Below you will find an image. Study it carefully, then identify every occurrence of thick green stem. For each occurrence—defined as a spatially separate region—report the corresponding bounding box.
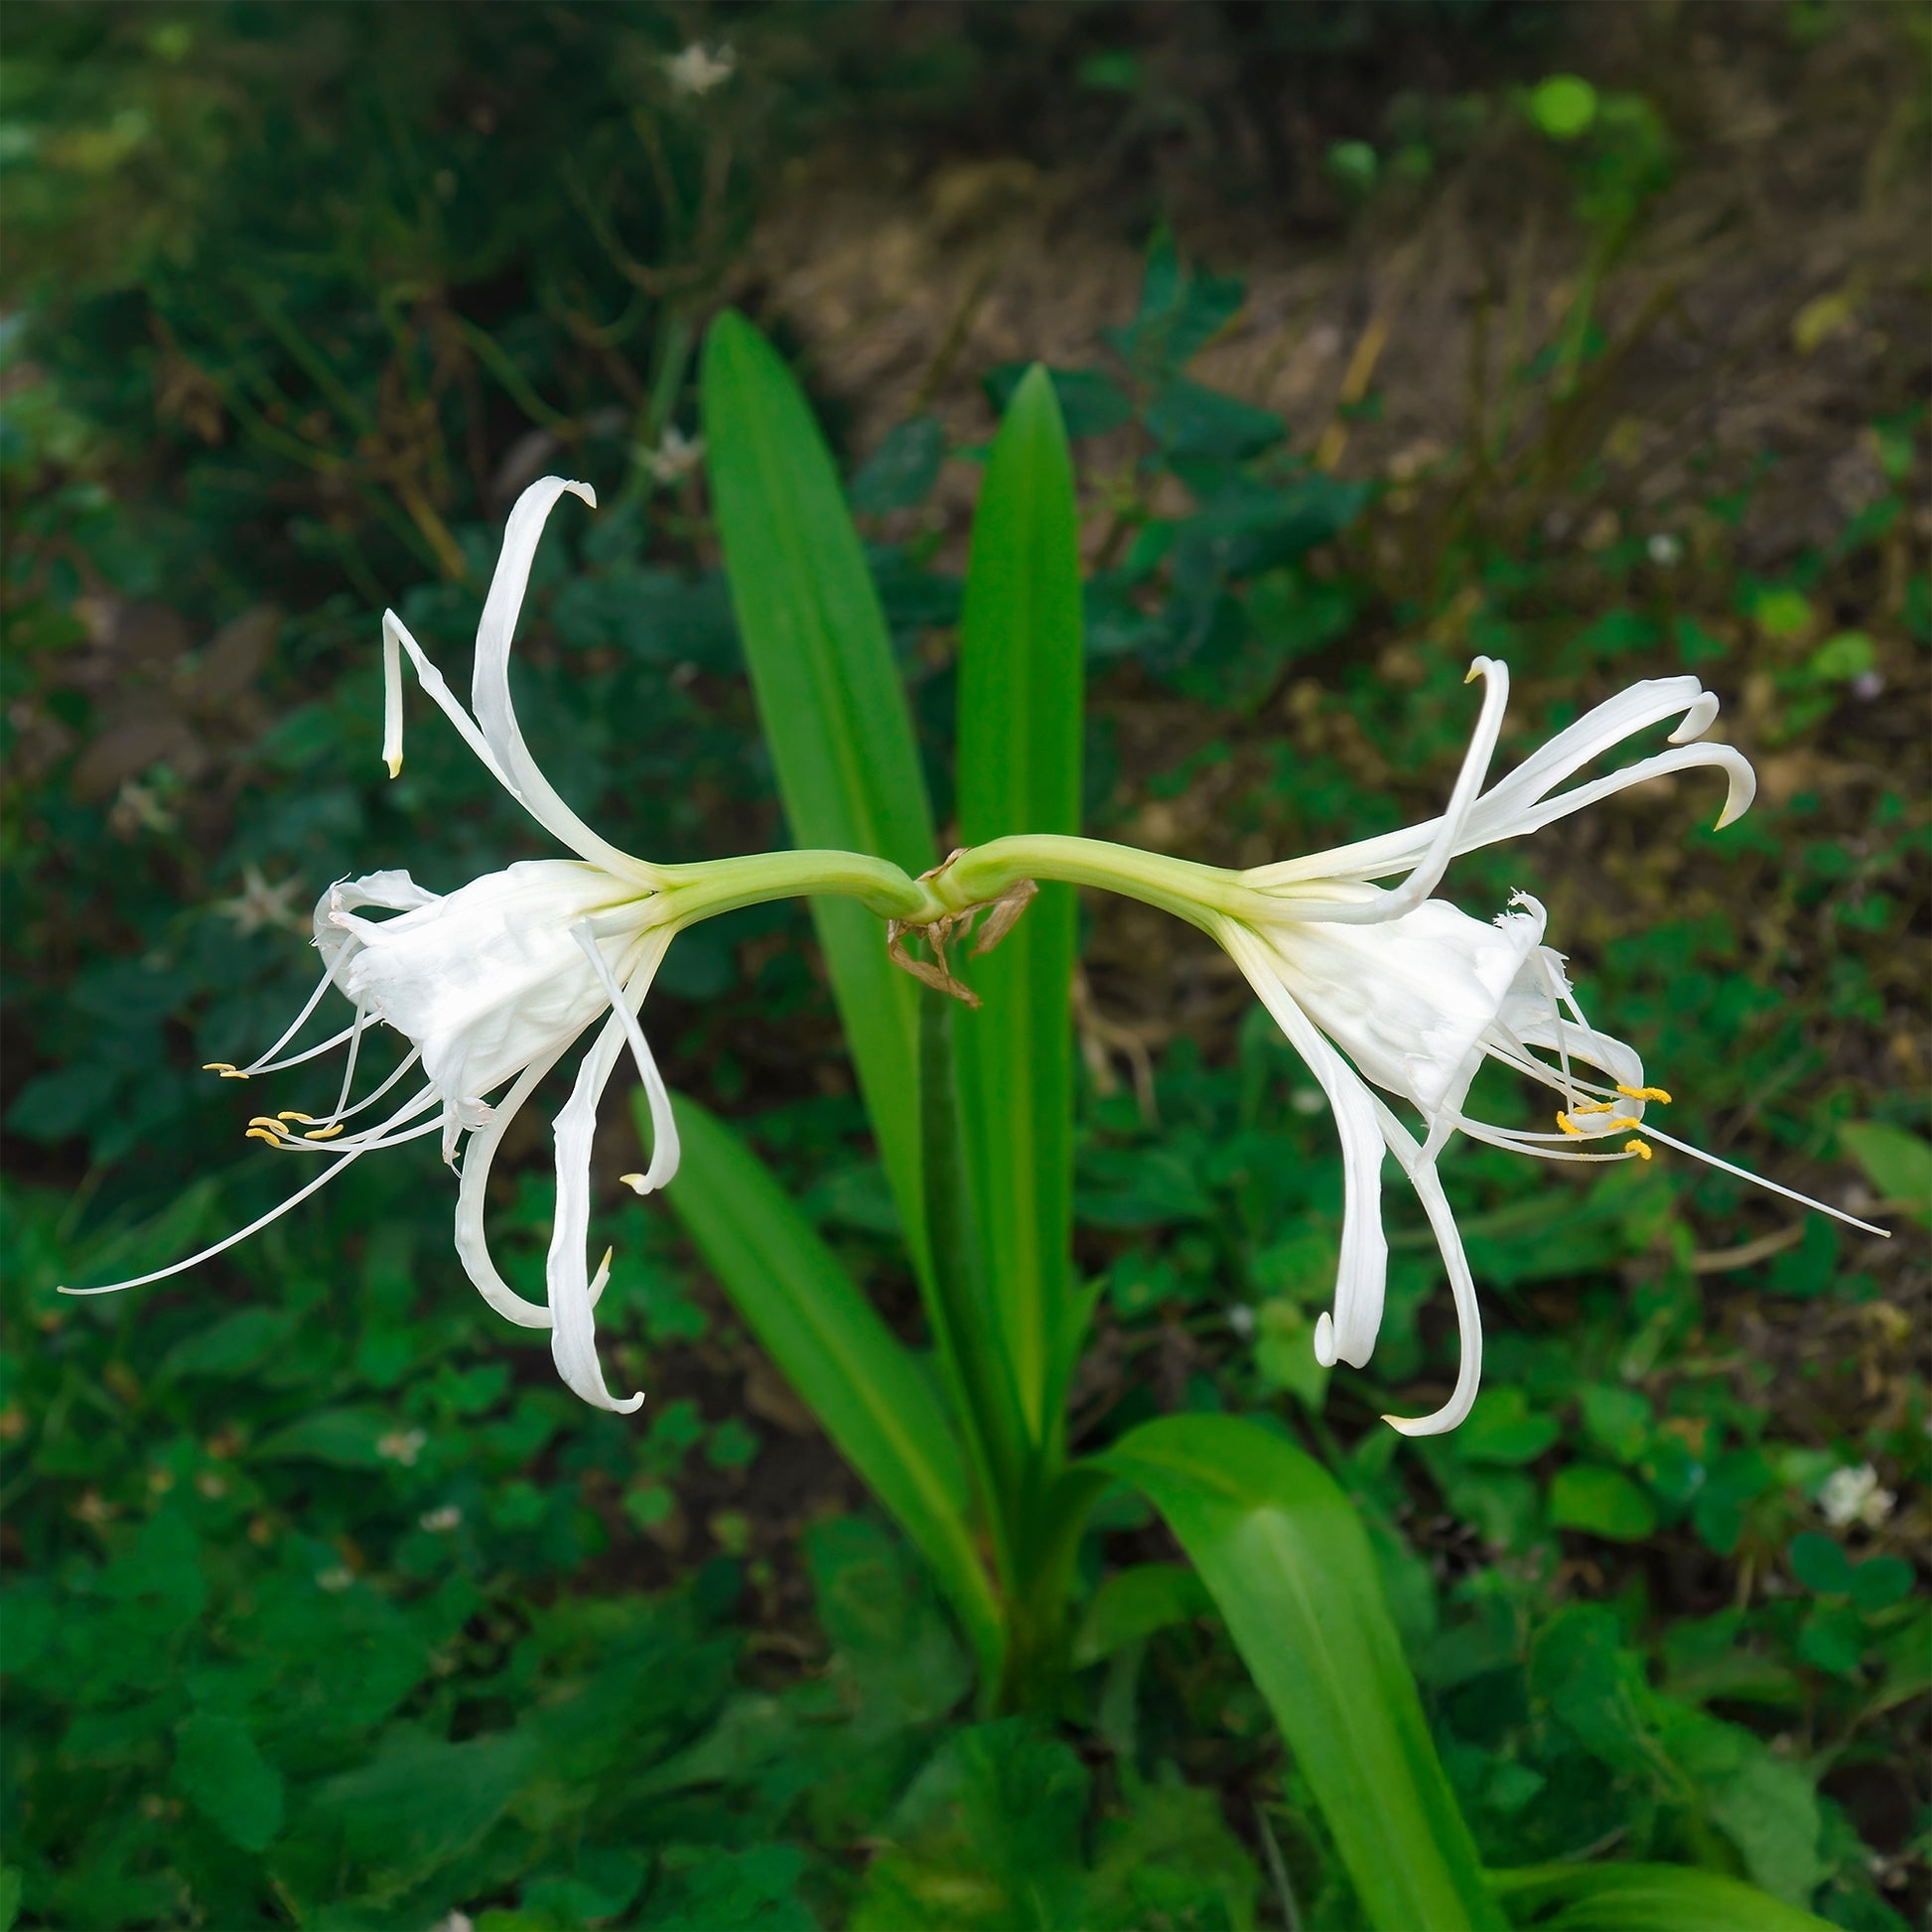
[932,834,1284,929]
[649,847,948,927]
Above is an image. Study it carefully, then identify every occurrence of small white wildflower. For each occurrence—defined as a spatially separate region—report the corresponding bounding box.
[1819,1462,1894,1529]
[665,43,735,95]
[377,1428,427,1468]
[642,425,705,485]
[215,863,308,936]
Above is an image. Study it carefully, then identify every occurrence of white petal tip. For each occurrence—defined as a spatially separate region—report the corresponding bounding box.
[619,1172,650,1195]
[1668,691,1722,744]
[613,1391,645,1414]
[1313,1312,1338,1369]
[565,479,597,510]
[1381,1411,1445,1438]
[383,757,402,780]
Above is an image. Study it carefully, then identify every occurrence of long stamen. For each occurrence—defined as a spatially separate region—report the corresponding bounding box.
[256,1084,444,1158]
[329,1007,370,1123]
[207,964,336,1080]
[1630,1123,1890,1237]
[285,1047,423,1133]
[242,1023,360,1078]
[62,1145,375,1298]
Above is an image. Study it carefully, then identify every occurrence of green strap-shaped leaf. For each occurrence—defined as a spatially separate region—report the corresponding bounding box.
[1488,1863,1838,1930]
[701,312,936,1270]
[954,363,1084,1449]
[1099,1414,1504,1932]
[656,1093,1003,1688]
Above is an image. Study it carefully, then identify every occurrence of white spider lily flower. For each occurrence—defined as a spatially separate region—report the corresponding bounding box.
[62,478,682,1415]
[1213,657,1887,1437]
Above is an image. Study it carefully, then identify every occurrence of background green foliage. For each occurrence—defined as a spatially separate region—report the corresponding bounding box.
[2,5,1925,1927]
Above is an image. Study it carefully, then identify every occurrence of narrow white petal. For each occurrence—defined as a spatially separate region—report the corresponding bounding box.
[1372,1102,1483,1437]
[1266,658,1511,925]
[545,1026,646,1413]
[572,923,679,1194]
[453,1047,570,1329]
[471,479,661,888]
[381,611,520,795]
[1221,920,1389,1369]
[1243,675,1743,890]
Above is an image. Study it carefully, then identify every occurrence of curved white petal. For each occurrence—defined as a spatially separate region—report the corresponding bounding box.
[572,923,679,1194]
[1244,675,1746,890]
[473,478,662,887]
[1371,1100,1483,1437]
[381,611,520,793]
[1265,657,1511,925]
[1221,920,1389,1369]
[1475,741,1756,844]
[545,1018,646,1413]
[453,1046,572,1329]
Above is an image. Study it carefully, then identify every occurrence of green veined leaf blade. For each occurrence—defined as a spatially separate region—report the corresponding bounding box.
[1100,1414,1503,1932]
[954,364,1083,1443]
[701,311,936,1265]
[656,1092,1002,1685]
[1487,1862,1838,1930]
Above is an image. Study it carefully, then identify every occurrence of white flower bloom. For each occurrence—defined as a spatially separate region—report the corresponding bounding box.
[664,42,735,95]
[641,425,704,485]
[63,479,682,1415]
[1819,1462,1894,1529]
[1214,658,1887,1436]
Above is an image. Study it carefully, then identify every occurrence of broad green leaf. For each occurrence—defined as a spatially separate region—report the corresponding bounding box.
[172,1713,284,1853]
[1489,1861,1836,1930]
[657,1093,1002,1687]
[1100,1415,1503,1931]
[1071,1563,1213,1667]
[702,311,936,1269]
[954,364,1084,1449]
[1839,1120,1932,1225]
[1548,1463,1658,1541]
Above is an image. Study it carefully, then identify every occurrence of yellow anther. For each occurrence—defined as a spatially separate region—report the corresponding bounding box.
[302,1123,345,1141]
[1571,1099,1614,1115]
[1556,1112,1584,1136]
[247,1116,290,1133]
[277,1110,316,1123]
[204,1063,248,1079]
[1616,1084,1672,1104]
[1607,1116,1641,1131]
[1623,1138,1653,1161]
[243,1127,284,1147]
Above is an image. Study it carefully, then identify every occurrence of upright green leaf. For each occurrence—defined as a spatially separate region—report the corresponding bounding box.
[657,1093,1003,1688]
[1099,1415,1503,1932]
[954,364,1083,1446]
[701,312,937,1268]
[1488,1863,1837,1930]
